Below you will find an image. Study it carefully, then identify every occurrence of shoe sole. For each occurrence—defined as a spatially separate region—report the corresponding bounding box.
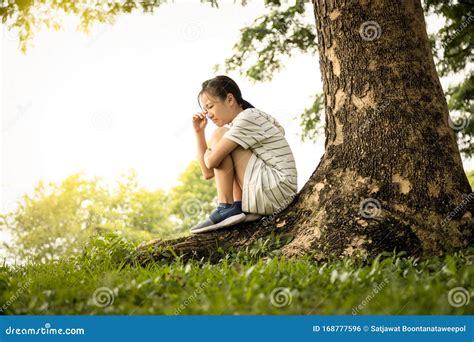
[243,214,263,222]
[191,213,246,234]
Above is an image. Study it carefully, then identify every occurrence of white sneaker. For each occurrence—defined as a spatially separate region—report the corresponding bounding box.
[243,213,263,222]
[191,213,246,234]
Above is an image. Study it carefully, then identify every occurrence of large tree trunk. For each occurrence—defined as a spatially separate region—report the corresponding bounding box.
[134,0,473,264]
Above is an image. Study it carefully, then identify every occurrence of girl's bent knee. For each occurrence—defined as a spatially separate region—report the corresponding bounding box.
[210,127,230,147]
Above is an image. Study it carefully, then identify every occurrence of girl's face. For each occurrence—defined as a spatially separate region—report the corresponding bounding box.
[200,91,240,127]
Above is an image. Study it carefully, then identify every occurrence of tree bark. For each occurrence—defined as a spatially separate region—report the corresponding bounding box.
[134,0,473,264]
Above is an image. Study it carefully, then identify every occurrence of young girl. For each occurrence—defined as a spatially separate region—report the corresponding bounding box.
[191,75,298,234]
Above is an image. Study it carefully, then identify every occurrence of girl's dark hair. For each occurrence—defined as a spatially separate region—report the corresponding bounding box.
[197,75,255,111]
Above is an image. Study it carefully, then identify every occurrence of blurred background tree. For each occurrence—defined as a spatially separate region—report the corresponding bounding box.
[169,160,217,233]
[2,1,471,156]
[0,0,472,262]
[424,0,473,158]
[214,0,473,158]
[467,170,474,188]
[0,162,218,262]
[0,170,170,261]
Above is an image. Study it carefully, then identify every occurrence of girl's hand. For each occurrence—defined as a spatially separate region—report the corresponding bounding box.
[193,111,208,133]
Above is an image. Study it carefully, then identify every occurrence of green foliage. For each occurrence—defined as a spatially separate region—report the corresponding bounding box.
[0,161,217,262]
[1,1,472,156]
[0,0,250,53]
[0,169,174,262]
[467,170,474,189]
[169,160,217,231]
[297,93,324,143]
[78,233,139,270]
[447,73,473,158]
[218,1,473,157]
[215,1,317,82]
[109,169,174,235]
[423,0,473,77]
[294,9,472,156]
[1,236,473,315]
[3,1,471,154]
[424,0,473,158]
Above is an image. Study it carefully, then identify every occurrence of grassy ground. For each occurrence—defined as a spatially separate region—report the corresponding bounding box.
[1,235,473,315]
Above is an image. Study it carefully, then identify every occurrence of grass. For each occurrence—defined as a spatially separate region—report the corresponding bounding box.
[1,234,473,315]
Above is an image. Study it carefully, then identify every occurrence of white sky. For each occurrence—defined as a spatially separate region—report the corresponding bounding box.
[1,1,472,249]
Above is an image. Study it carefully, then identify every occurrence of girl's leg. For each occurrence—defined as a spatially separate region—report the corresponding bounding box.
[233,176,242,201]
[213,154,235,204]
[230,146,253,191]
[191,128,249,232]
[209,127,235,204]
[209,127,253,204]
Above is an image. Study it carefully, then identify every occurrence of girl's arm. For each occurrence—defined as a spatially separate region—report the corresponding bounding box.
[195,131,215,179]
[203,137,238,169]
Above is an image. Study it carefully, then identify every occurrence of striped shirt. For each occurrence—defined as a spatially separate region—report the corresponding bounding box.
[223,108,298,215]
